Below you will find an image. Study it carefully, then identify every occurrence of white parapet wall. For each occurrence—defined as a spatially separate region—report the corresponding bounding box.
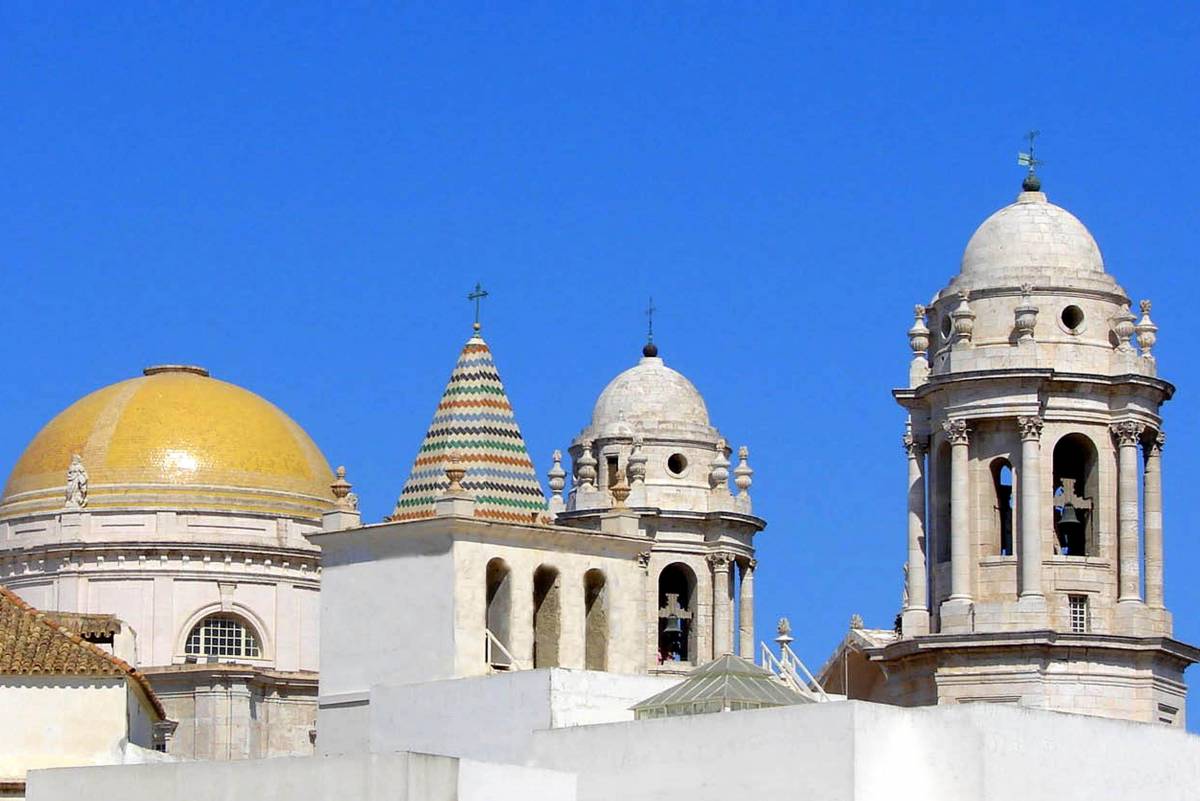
[529,699,1200,801]
[319,667,679,763]
[26,752,576,801]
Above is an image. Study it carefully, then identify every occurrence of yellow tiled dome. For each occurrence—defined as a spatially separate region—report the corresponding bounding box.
[0,366,335,521]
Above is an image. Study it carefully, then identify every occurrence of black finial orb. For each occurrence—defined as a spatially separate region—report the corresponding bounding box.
[643,342,658,358]
[1022,173,1042,192]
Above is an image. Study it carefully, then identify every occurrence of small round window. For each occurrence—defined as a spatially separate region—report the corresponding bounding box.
[1061,305,1085,333]
[667,453,688,476]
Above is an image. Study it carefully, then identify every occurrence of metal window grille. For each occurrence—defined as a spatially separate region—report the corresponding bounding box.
[1069,595,1089,633]
[185,615,261,658]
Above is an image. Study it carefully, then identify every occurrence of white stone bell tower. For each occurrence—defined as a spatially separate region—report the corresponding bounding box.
[876,169,1199,726]
[552,341,765,674]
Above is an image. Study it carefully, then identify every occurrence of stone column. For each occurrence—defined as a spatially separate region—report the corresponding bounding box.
[1112,421,1145,605]
[1144,431,1165,608]
[738,559,756,658]
[1018,416,1044,601]
[902,426,930,635]
[943,419,972,602]
[708,553,733,657]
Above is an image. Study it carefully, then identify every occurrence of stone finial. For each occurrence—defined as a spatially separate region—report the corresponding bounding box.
[1135,299,1158,360]
[733,446,753,497]
[775,618,793,647]
[850,613,865,630]
[951,289,975,343]
[331,466,358,511]
[709,439,731,492]
[1112,305,1136,353]
[908,304,930,356]
[610,477,631,508]
[576,440,597,490]
[547,450,566,499]
[627,435,647,486]
[1014,284,1038,344]
[64,454,87,510]
[445,454,467,493]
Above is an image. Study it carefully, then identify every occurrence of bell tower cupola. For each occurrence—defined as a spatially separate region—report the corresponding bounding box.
[879,162,1199,727]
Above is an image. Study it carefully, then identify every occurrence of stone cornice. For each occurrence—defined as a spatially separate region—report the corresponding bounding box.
[894,369,1175,405]
[556,506,766,532]
[870,629,1200,667]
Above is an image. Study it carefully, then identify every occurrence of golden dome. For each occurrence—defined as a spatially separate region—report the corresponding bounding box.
[1,366,336,521]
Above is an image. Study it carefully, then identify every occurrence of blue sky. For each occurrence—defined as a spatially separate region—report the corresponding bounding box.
[2,3,1199,720]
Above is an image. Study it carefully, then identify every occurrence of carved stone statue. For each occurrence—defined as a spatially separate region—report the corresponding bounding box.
[65,454,88,510]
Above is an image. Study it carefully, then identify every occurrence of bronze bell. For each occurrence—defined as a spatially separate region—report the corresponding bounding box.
[662,615,684,635]
[1059,503,1081,527]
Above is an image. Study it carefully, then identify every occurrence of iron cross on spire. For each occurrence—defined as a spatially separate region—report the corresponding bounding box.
[1017,130,1045,191]
[645,296,657,343]
[468,282,489,332]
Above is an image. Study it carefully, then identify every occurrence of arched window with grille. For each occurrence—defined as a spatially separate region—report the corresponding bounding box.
[184,614,262,659]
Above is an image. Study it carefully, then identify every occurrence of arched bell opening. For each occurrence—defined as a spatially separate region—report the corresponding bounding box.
[657,562,696,664]
[583,569,608,671]
[485,557,513,669]
[991,459,1015,556]
[532,565,562,668]
[1053,433,1098,556]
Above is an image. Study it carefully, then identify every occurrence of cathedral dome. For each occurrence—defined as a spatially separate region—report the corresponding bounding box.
[589,353,712,438]
[955,191,1107,290]
[0,366,335,521]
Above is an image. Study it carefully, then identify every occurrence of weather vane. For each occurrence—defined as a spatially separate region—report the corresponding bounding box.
[1017,130,1044,191]
[468,282,488,332]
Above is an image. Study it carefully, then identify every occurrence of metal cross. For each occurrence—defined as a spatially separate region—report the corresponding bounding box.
[645,296,657,343]
[467,282,488,331]
[1017,129,1044,174]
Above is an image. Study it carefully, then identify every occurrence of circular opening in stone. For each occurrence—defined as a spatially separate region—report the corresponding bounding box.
[1061,305,1085,332]
[667,453,688,476]
[940,314,953,339]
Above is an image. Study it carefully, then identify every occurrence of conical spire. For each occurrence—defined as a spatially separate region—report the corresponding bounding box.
[391,332,548,524]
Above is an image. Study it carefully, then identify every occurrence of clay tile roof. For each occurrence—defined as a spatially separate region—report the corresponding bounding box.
[0,584,164,718]
[43,611,122,639]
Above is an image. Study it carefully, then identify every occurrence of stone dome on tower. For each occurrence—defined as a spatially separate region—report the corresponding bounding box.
[946,190,1118,296]
[0,365,336,521]
[588,348,715,440]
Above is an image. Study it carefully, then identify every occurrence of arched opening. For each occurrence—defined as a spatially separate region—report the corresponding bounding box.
[1053,433,1098,556]
[485,558,513,669]
[657,562,696,664]
[583,569,608,670]
[992,459,1014,556]
[184,614,262,660]
[532,565,561,668]
[934,442,952,563]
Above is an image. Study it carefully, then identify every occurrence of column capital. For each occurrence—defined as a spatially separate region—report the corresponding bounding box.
[902,429,928,457]
[1017,415,1044,441]
[942,418,970,445]
[1110,420,1146,447]
[743,557,757,572]
[707,552,734,571]
[1145,429,1166,455]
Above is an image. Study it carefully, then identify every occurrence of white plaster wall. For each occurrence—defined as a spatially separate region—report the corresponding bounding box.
[315,525,458,697]
[25,752,575,801]
[364,669,678,764]
[531,700,1200,801]
[0,678,129,781]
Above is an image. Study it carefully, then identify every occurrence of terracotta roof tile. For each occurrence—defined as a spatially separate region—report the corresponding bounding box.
[0,584,164,718]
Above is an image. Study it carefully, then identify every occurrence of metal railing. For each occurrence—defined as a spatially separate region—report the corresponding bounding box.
[484,628,528,672]
[761,641,830,702]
